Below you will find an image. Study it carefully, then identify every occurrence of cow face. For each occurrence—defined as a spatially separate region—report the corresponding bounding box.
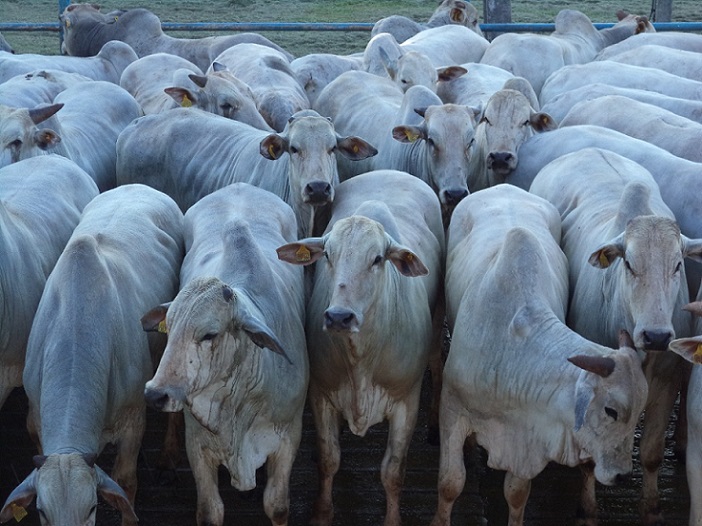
[568,333,648,485]
[0,453,136,526]
[0,104,62,166]
[589,215,702,351]
[476,89,557,188]
[143,277,287,415]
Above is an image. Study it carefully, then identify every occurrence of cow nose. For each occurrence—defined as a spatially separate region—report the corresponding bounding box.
[304,181,332,205]
[488,151,515,171]
[642,330,673,351]
[324,307,358,332]
[145,387,169,411]
[442,188,469,207]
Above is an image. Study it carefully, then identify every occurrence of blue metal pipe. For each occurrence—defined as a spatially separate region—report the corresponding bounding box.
[2,21,702,33]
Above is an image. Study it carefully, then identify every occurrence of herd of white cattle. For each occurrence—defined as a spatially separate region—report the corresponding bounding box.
[1,0,701,525]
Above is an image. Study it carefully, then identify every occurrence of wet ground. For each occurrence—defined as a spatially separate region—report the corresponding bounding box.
[0,372,692,526]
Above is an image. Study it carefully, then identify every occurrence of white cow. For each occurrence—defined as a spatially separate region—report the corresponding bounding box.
[0,155,99,413]
[290,52,364,107]
[0,183,183,526]
[436,62,516,107]
[399,24,489,67]
[480,9,653,96]
[208,43,309,132]
[142,183,308,526]
[539,60,702,107]
[371,0,483,43]
[432,183,648,526]
[468,86,557,191]
[116,108,376,238]
[0,80,142,191]
[529,147,702,525]
[559,95,702,163]
[0,69,91,108]
[540,83,702,124]
[314,71,480,214]
[668,300,702,526]
[595,31,702,60]
[60,3,294,70]
[277,169,445,526]
[0,41,138,84]
[602,44,702,83]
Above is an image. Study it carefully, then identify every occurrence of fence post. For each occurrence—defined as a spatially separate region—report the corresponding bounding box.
[483,0,512,39]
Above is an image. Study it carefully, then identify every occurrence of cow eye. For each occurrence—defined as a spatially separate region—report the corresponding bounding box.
[8,139,21,150]
[372,255,383,266]
[425,137,434,147]
[480,116,491,125]
[289,146,299,154]
[605,407,618,421]
[201,333,217,342]
[674,261,682,274]
[624,260,634,274]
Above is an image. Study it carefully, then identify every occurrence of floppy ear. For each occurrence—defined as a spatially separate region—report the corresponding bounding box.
[95,465,138,524]
[336,136,378,160]
[34,129,61,151]
[392,125,426,143]
[164,87,198,107]
[386,238,428,277]
[240,313,292,364]
[0,469,38,523]
[682,235,702,263]
[530,112,558,132]
[668,336,702,365]
[277,238,326,266]
[260,134,286,160]
[589,233,625,269]
[141,303,171,333]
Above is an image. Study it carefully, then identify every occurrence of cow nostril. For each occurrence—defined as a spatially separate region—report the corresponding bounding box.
[304,182,332,203]
[144,388,169,411]
[324,308,357,331]
[443,188,469,206]
[642,330,673,351]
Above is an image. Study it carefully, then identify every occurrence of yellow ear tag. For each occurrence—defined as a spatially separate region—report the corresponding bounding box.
[598,252,609,268]
[10,503,27,522]
[694,343,702,364]
[296,246,311,262]
[405,252,414,262]
[114,16,119,22]
[268,144,277,160]
[352,144,359,153]
[65,19,71,28]
[181,94,192,108]
[157,320,168,334]
[406,131,419,142]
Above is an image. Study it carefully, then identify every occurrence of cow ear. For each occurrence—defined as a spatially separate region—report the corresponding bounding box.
[529,112,558,132]
[141,303,171,333]
[34,128,61,151]
[668,337,702,364]
[450,6,465,23]
[682,235,702,263]
[0,470,38,523]
[437,66,467,82]
[683,301,702,318]
[567,355,616,378]
[392,125,426,143]
[335,136,378,160]
[588,235,625,269]
[240,314,292,364]
[276,239,326,266]
[187,74,208,88]
[260,134,286,160]
[95,465,138,524]
[164,87,197,108]
[386,241,428,277]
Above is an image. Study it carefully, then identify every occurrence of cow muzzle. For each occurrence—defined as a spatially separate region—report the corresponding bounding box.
[324,306,360,333]
[642,329,673,352]
[303,181,333,205]
[439,187,469,208]
[144,385,184,412]
[487,151,517,176]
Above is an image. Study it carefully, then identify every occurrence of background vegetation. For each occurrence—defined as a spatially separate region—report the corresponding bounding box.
[3,0,702,57]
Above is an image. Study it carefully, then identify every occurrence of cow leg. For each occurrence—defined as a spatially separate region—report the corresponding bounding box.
[112,407,145,526]
[262,430,299,526]
[504,471,531,526]
[185,416,224,526]
[686,371,702,526]
[310,388,340,526]
[382,389,420,526]
[577,462,598,526]
[640,356,682,526]
[430,389,469,526]
[156,411,185,483]
[673,363,692,463]
[427,293,447,446]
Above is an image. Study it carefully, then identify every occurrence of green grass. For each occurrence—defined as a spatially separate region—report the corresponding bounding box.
[3,0,701,57]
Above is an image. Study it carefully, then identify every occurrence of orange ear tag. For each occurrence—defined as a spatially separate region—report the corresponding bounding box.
[296,246,311,262]
[181,94,192,108]
[268,144,277,159]
[157,320,168,334]
[11,503,27,522]
[598,252,609,268]
[694,343,702,364]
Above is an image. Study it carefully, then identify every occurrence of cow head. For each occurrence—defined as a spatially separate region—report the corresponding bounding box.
[0,453,136,526]
[588,215,702,351]
[0,104,62,167]
[277,212,427,334]
[568,330,648,485]
[142,276,289,415]
[259,110,376,235]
